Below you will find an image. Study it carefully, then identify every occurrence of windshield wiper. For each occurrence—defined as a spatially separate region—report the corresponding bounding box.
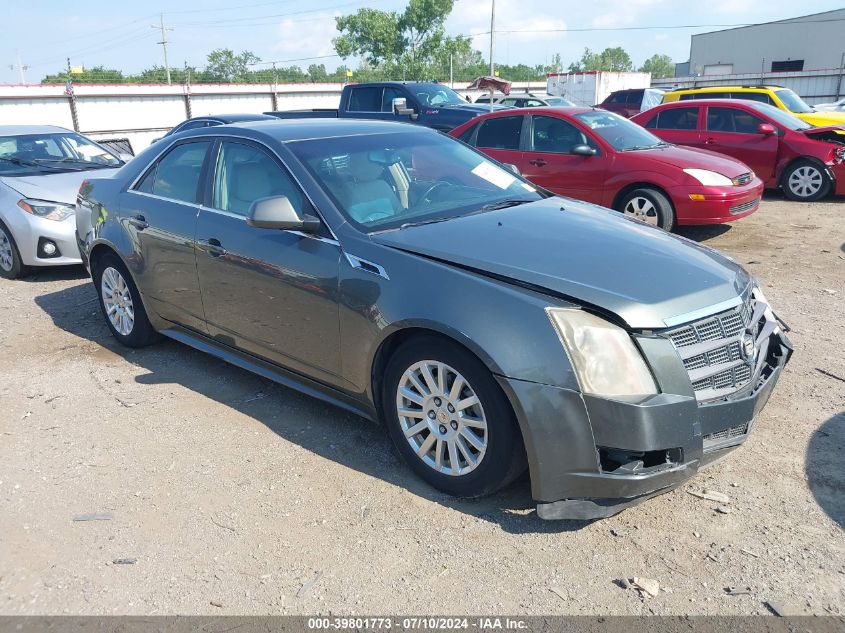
[0,156,41,167]
[480,198,532,211]
[397,216,457,230]
[620,145,662,152]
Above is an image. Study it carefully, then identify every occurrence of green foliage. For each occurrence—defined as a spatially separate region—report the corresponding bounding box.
[639,54,674,79]
[568,47,633,72]
[42,66,126,84]
[204,48,261,82]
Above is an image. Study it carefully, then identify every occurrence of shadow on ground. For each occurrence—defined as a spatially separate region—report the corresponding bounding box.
[34,280,591,535]
[22,264,88,283]
[805,410,845,530]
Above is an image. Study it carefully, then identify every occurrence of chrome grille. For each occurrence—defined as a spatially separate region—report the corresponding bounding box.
[664,294,764,401]
[732,172,753,186]
[730,199,759,215]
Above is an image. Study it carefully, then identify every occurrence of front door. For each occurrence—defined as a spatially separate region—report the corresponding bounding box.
[194,139,343,384]
[517,114,606,203]
[121,139,212,332]
[702,106,779,180]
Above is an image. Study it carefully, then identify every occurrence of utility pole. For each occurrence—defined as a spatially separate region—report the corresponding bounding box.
[837,52,845,100]
[152,14,173,84]
[9,51,29,84]
[489,0,495,111]
[65,57,80,132]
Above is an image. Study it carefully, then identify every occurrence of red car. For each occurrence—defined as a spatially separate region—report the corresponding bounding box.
[450,107,763,230]
[632,99,845,202]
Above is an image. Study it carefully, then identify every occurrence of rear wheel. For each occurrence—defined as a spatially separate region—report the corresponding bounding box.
[381,336,526,498]
[617,188,675,231]
[93,253,159,348]
[782,160,832,202]
[0,221,28,280]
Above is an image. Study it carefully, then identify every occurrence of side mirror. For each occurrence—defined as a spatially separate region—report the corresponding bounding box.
[246,195,321,232]
[571,144,598,156]
[392,97,418,120]
[502,163,521,176]
[757,123,776,136]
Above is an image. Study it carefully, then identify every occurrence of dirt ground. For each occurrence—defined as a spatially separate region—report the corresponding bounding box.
[0,194,843,616]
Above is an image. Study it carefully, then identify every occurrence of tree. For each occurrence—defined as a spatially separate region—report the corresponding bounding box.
[333,0,458,79]
[42,66,126,84]
[204,49,261,82]
[568,47,633,72]
[640,54,675,78]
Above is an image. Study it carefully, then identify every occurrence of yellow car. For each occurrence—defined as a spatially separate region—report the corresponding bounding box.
[662,86,845,127]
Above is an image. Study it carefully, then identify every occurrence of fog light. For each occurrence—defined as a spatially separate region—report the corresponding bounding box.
[42,242,57,256]
[689,193,706,201]
[37,238,61,258]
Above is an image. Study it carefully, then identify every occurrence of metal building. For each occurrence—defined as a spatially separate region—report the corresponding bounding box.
[688,9,845,76]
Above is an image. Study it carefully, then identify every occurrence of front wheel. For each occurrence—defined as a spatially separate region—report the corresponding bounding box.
[617,188,675,231]
[381,337,526,498]
[782,160,832,202]
[0,221,28,280]
[94,253,159,348]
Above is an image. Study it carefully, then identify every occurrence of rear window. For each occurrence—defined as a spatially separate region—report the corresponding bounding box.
[652,107,699,130]
[475,116,524,150]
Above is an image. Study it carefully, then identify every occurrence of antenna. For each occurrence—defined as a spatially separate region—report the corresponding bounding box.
[152,14,174,84]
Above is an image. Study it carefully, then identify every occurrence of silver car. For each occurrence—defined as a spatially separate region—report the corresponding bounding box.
[0,125,123,279]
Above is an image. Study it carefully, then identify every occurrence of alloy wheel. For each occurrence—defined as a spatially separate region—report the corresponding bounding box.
[788,165,823,198]
[0,227,13,272]
[101,266,135,336]
[395,360,488,476]
[623,196,659,225]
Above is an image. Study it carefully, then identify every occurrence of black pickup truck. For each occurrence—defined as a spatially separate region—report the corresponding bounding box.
[265,81,505,132]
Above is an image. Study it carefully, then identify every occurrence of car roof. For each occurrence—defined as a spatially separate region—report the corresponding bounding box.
[0,125,74,135]
[667,86,781,92]
[178,118,438,143]
[472,106,598,118]
[202,113,277,123]
[655,98,761,107]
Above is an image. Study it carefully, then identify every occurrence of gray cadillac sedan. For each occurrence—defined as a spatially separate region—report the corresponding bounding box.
[76,119,792,519]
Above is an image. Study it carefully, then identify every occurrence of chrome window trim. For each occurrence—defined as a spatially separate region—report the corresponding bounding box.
[127,189,204,209]
[196,205,340,247]
[127,132,340,243]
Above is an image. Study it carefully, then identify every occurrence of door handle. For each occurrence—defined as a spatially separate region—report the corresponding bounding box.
[529,159,547,166]
[127,214,149,230]
[704,137,717,145]
[201,238,227,257]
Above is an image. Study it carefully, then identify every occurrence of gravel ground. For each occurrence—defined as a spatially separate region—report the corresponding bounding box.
[0,195,843,616]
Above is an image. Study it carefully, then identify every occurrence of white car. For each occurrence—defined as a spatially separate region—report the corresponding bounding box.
[0,125,124,279]
[812,98,845,112]
[475,93,576,107]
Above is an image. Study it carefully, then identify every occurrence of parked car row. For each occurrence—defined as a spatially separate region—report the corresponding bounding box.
[72,117,792,520]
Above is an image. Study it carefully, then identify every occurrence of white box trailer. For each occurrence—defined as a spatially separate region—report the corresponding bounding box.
[546,71,651,107]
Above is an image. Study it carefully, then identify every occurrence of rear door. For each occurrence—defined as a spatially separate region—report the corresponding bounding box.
[194,138,343,383]
[519,114,605,203]
[122,139,212,332]
[643,105,703,149]
[703,105,778,178]
[472,114,526,168]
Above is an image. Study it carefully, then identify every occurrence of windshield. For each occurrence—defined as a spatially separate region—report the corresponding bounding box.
[775,89,814,114]
[289,131,546,233]
[749,102,812,130]
[411,84,468,107]
[0,132,122,176]
[575,110,665,151]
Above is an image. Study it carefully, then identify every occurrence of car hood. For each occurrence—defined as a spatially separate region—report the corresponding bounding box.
[629,144,751,178]
[372,198,751,329]
[0,168,119,205]
[799,111,845,127]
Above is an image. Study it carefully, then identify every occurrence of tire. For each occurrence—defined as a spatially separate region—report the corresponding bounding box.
[0,220,29,280]
[381,336,526,498]
[617,188,675,231]
[782,160,832,202]
[93,253,159,348]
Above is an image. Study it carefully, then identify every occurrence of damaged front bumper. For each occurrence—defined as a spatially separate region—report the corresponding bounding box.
[498,307,793,521]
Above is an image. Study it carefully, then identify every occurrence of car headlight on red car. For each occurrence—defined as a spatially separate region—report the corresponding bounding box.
[17,199,75,222]
[683,168,734,187]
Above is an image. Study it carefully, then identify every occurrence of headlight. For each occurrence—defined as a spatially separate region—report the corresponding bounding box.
[683,168,733,187]
[18,199,75,222]
[546,308,658,398]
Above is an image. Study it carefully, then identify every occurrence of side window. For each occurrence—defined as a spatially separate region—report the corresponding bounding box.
[381,87,405,113]
[655,107,699,130]
[626,91,643,104]
[707,107,764,134]
[475,116,524,150]
[731,92,773,105]
[531,115,592,153]
[456,122,479,144]
[526,99,545,107]
[136,141,210,204]
[212,141,304,217]
[348,87,383,112]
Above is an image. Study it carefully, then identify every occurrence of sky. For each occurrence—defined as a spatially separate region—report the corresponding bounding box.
[2,0,844,83]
